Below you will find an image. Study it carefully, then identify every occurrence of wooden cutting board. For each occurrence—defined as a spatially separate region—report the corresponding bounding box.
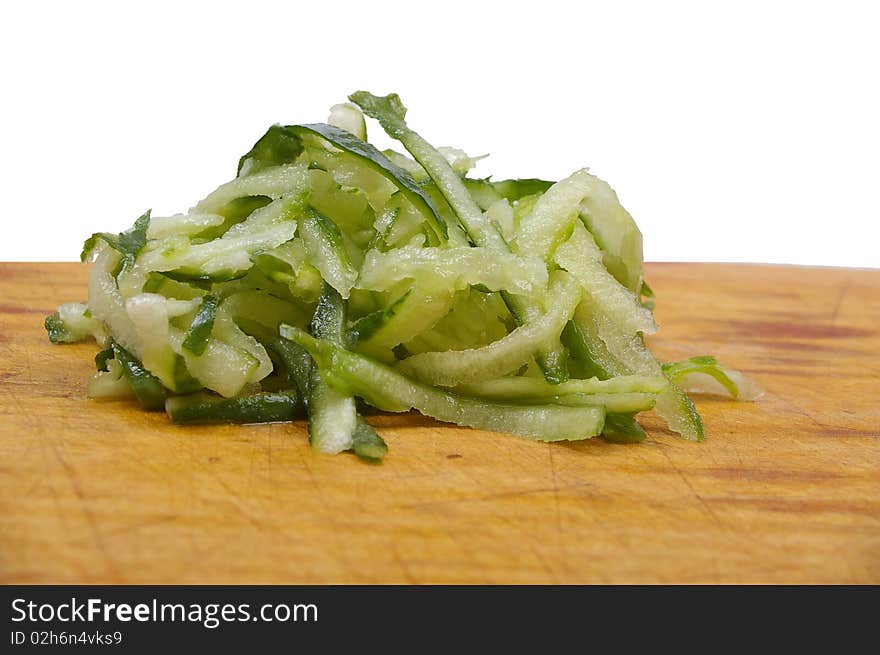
[1,263,877,584]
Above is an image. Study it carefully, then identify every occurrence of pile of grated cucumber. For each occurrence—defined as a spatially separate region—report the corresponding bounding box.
[45,91,760,461]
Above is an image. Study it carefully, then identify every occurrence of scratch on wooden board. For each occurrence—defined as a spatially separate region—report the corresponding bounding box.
[398,481,594,512]
[389,543,417,585]
[710,496,880,522]
[101,514,179,538]
[819,429,880,438]
[658,446,725,531]
[298,449,352,576]
[722,319,871,340]
[547,443,568,580]
[830,276,853,327]
[195,455,272,536]
[769,391,833,432]
[5,390,47,486]
[527,542,561,584]
[469,487,564,583]
[49,439,121,582]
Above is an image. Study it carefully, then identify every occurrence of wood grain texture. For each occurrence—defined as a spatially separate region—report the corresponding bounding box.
[0,262,878,584]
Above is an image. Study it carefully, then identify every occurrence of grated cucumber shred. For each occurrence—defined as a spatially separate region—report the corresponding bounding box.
[45,91,759,460]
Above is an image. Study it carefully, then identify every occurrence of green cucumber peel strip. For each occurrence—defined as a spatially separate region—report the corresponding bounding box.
[87,359,132,400]
[170,354,203,394]
[94,347,115,372]
[352,416,388,462]
[166,390,304,425]
[81,210,151,266]
[640,280,655,311]
[492,178,554,201]
[281,325,606,442]
[307,283,358,454]
[601,413,647,443]
[111,341,166,411]
[560,320,616,380]
[44,311,84,344]
[299,208,358,299]
[144,272,212,294]
[160,269,247,284]
[293,123,447,243]
[268,336,313,399]
[347,289,413,345]
[182,295,219,356]
[311,281,348,341]
[662,356,738,398]
[661,356,762,401]
[237,125,305,178]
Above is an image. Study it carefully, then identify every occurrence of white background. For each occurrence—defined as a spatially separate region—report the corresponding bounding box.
[2,0,877,266]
